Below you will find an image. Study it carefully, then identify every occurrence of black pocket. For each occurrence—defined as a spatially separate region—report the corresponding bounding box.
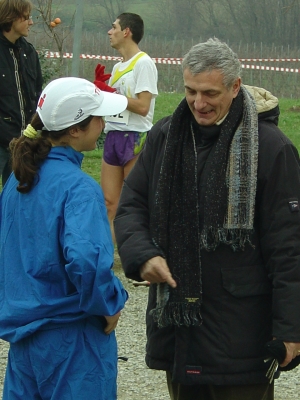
[220,265,272,359]
[221,265,272,298]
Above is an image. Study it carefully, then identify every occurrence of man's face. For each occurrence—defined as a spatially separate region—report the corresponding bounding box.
[108,19,124,49]
[183,68,241,126]
[10,13,33,39]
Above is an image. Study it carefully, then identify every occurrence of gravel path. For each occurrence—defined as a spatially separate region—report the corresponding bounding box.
[0,257,299,399]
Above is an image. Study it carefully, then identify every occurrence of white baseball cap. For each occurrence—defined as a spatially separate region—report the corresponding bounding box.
[37,77,128,131]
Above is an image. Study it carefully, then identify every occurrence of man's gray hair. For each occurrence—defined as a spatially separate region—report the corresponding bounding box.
[182,38,242,88]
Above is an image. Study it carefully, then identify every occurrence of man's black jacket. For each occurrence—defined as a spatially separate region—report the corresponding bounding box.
[115,86,300,385]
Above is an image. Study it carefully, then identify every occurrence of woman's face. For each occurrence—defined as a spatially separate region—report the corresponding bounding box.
[74,116,105,152]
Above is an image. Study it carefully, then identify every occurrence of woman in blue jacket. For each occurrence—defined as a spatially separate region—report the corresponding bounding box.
[0,77,128,400]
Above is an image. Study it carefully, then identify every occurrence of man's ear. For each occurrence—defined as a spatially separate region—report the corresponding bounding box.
[123,27,131,38]
[232,77,241,98]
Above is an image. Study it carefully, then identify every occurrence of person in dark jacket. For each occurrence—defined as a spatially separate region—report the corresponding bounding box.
[114,38,300,400]
[0,0,43,187]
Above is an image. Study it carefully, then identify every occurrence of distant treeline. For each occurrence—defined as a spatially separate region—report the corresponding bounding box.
[34,0,300,47]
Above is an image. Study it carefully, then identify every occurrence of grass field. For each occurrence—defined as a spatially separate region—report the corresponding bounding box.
[276,98,300,147]
[82,93,300,182]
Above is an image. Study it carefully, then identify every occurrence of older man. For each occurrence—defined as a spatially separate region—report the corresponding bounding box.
[114,38,300,400]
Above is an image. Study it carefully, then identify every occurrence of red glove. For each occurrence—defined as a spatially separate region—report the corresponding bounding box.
[95,64,111,82]
[94,64,116,93]
[94,81,116,93]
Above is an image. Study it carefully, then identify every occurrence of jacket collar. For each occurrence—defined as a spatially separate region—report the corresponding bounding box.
[48,146,84,167]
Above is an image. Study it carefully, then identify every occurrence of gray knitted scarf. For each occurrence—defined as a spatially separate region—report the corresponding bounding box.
[150,86,258,328]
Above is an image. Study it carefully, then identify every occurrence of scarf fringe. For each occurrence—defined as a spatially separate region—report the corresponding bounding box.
[150,302,203,328]
[200,227,255,252]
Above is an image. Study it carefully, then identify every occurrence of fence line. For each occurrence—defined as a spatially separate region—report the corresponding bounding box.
[44,52,300,73]
[41,51,300,97]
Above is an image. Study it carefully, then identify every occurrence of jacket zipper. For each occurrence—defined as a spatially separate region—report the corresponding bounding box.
[9,48,26,134]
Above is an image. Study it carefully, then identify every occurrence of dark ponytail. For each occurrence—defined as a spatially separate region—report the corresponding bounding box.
[10,113,51,193]
[9,113,94,194]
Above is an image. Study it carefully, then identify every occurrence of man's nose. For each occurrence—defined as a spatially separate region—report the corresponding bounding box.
[194,93,207,108]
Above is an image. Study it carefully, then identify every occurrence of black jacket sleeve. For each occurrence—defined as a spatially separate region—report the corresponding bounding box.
[257,121,300,341]
[114,118,169,280]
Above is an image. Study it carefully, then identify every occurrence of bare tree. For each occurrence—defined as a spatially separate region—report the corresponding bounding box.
[34,0,74,66]
[86,0,129,30]
[151,0,174,37]
[202,0,300,47]
[153,0,215,40]
[282,0,300,10]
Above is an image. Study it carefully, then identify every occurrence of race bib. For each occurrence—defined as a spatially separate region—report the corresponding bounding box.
[105,109,129,125]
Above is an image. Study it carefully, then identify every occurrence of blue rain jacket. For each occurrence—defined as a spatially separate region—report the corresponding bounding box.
[0,146,128,343]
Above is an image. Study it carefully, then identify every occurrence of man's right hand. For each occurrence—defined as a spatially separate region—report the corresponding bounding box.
[140,256,177,288]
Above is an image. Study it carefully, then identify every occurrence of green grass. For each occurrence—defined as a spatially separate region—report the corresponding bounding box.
[276,98,300,148]
[153,92,185,123]
[82,149,102,183]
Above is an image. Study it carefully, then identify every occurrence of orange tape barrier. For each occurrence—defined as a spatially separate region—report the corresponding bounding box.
[43,52,300,72]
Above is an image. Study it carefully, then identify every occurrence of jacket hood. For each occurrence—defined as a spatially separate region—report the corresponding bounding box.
[243,84,280,125]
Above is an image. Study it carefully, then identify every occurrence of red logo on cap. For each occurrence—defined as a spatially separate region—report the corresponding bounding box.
[38,94,46,109]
